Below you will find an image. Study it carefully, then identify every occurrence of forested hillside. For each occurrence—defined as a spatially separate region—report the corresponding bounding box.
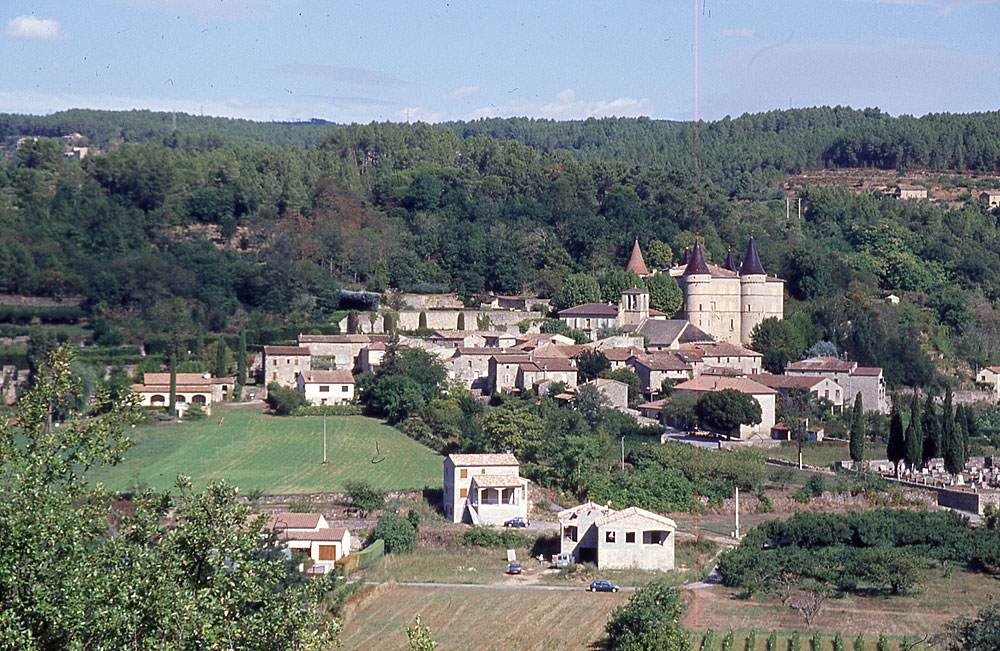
[3,107,1000,384]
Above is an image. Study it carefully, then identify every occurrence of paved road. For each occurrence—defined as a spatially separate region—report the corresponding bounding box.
[363,580,636,592]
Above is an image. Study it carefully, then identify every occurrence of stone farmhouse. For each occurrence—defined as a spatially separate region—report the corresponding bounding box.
[980,190,1000,209]
[262,345,311,388]
[750,373,846,412]
[260,512,350,576]
[443,453,528,525]
[558,502,676,571]
[296,370,355,405]
[898,184,928,200]
[785,356,889,414]
[130,372,213,415]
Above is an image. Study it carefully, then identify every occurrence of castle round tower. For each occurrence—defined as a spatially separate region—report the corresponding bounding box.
[739,236,770,344]
[682,237,712,331]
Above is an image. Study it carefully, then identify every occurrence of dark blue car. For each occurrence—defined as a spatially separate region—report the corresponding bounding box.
[589,579,619,592]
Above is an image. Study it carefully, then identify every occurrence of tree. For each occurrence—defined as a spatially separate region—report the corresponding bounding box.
[418,311,428,330]
[480,407,544,459]
[599,269,645,304]
[695,389,762,438]
[804,340,838,359]
[599,367,643,407]
[266,382,306,415]
[887,402,906,478]
[849,393,866,464]
[646,240,673,269]
[406,615,438,650]
[539,318,589,344]
[214,336,231,378]
[605,581,693,651]
[369,513,417,554]
[576,349,611,382]
[942,387,964,474]
[236,327,248,386]
[939,604,1000,651]
[904,393,923,471]
[645,272,683,315]
[551,273,600,311]
[457,312,466,330]
[361,374,426,424]
[750,318,805,374]
[572,383,610,422]
[922,394,939,463]
[345,480,385,514]
[0,346,340,649]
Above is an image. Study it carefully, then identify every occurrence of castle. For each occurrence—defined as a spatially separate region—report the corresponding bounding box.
[667,236,784,345]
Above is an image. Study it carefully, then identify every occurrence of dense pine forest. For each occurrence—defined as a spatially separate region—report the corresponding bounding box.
[4,107,1000,385]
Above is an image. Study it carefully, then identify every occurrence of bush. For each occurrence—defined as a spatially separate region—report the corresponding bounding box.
[368,513,417,554]
[290,404,363,416]
[605,581,692,650]
[459,526,529,549]
[183,404,207,421]
[345,481,385,514]
[265,382,305,415]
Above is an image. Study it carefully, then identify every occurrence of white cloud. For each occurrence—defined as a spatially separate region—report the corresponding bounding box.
[5,15,65,40]
[467,89,653,121]
[722,28,755,37]
[445,85,481,101]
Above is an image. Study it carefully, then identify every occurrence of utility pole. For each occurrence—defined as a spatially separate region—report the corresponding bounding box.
[734,485,740,539]
[322,412,328,465]
[621,435,625,471]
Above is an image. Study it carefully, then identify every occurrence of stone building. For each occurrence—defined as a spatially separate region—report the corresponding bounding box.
[262,345,311,388]
[558,502,676,571]
[443,453,527,525]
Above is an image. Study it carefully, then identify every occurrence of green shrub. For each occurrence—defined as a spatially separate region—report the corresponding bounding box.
[290,404,363,416]
[183,404,207,421]
[721,630,735,651]
[833,632,844,651]
[459,526,528,549]
[810,632,821,651]
[853,634,864,651]
[875,635,888,651]
[790,631,801,651]
[605,581,690,650]
[345,480,385,513]
[369,513,417,554]
[746,630,756,651]
[266,382,305,415]
[699,629,715,650]
[767,631,778,651]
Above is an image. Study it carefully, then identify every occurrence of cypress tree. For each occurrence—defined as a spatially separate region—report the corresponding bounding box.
[849,393,865,463]
[942,387,962,474]
[419,311,428,330]
[904,392,923,471]
[168,348,177,419]
[214,337,230,378]
[887,402,905,478]
[457,312,466,331]
[236,328,247,386]
[955,404,969,469]
[921,393,939,463]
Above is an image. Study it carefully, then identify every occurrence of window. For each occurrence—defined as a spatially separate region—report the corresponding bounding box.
[319,386,330,392]
[317,544,338,561]
[460,488,468,498]
[565,526,578,542]
[460,469,468,479]
[605,531,616,543]
[273,360,278,366]
[342,385,349,392]
[294,359,298,365]
[625,531,636,543]
[481,468,486,474]
[272,372,277,380]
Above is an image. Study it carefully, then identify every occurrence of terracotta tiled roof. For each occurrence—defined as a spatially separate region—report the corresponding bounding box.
[300,370,354,384]
[298,334,370,344]
[130,384,214,393]
[673,376,777,395]
[636,399,666,411]
[739,236,766,276]
[625,239,649,275]
[262,513,324,530]
[491,354,532,364]
[143,373,211,385]
[684,237,710,276]
[455,347,507,356]
[448,453,519,466]
[594,506,676,529]
[520,359,577,373]
[263,346,311,356]
[471,475,525,488]
[679,342,762,358]
[558,303,618,317]
[603,347,644,362]
[279,528,349,542]
[630,352,690,371]
[852,367,883,377]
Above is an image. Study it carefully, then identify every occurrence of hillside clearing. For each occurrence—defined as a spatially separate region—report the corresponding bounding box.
[87,405,443,494]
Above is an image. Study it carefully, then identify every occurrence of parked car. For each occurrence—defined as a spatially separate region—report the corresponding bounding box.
[589,579,619,593]
[504,517,530,528]
[508,562,522,575]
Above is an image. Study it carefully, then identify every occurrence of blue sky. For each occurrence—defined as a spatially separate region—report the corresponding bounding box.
[2,0,999,124]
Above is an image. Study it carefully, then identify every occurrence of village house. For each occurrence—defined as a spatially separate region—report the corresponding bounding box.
[784,356,889,414]
[603,346,646,370]
[260,513,351,575]
[516,358,578,393]
[898,184,928,200]
[262,345,311,388]
[555,377,630,409]
[635,319,712,351]
[558,502,676,571]
[628,352,693,396]
[211,376,236,403]
[976,366,1000,397]
[674,341,763,376]
[750,373,846,412]
[443,453,528,525]
[130,372,213,415]
[426,330,488,349]
[443,346,506,392]
[297,334,388,371]
[981,190,1000,209]
[358,342,387,375]
[296,370,355,405]
[671,375,778,439]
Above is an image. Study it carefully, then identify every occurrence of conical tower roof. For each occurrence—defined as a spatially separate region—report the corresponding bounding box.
[724,248,737,272]
[739,235,766,276]
[683,237,710,276]
[680,248,690,266]
[625,239,649,275]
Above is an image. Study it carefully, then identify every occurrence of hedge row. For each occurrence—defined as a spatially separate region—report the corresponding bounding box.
[290,404,364,416]
[0,305,86,324]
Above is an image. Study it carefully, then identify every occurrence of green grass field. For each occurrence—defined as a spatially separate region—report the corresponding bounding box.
[88,405,443,494]
[767,440,888,469]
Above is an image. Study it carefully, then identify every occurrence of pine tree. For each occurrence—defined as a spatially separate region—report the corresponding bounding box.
[921,393,939,463]
[887,402,905,478]
[236,328,247,386]
[850,393,865,463]
[942,387,962,474]
[904,392,923,471]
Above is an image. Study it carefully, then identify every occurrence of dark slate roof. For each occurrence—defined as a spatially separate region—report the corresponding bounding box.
[625,239,649,276]
[724,249,737,272]
[677,323,713,344]
[680,248,690,265]
[683,238,710,276]
[739,236,766,276]
[558,303,618,317]
[635,319,690,347]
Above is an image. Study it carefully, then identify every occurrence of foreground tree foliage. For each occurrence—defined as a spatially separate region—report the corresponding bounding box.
[0,347,340,649]
[604,581,692,650]
[939,604,1000,651]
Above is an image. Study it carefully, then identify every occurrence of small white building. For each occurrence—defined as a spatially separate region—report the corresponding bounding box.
[260,512,350,575]
[296,370,355,405]
[558,502,676,571]
[443,453,528,526]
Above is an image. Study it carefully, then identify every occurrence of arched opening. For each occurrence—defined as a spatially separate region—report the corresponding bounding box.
[191,394,206,404]
[151,394,165,405]
[176,395,187,403]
